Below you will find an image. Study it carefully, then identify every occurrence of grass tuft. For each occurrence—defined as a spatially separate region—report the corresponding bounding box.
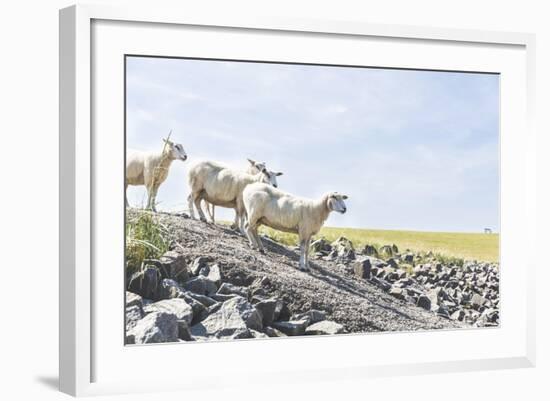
[126,212,170,274]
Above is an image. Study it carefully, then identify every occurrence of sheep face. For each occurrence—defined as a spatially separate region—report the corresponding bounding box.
[247,158,267,173]
[163,139,187,161]
[327,193,348,214]
[263,169,283,188]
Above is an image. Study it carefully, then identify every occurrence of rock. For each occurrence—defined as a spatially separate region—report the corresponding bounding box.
[128,312,179,344]
[184,292,218,307]
[369,277,391,291]
[126,304,144,331]
[264,326,287,337]
[190,296,262,339]
[183,276,218,296]
[436,305,451,319]
[305,320,344,335]
[158,251,189,282]
[292,309,327,325]
[217,282,249,298]
[211,293,238,302]
[272,319,309,336]
[127,266,162,301]
[199,263,222,286]
[126,291,143,308]
[416,295,432,311]
[143,298,194,325]
[177,320,193,341]
[255,298,278,326]
[361,244,378,257]
[451,309,465,321]
[402,253,414,263]
[470,293,488,310]
[386,258,399,269]
[379,245,394,258]
[329,237,355,261]
[274,299,291,321]
[389,286,406,300]
[159,278,185,299]
[391,244,399,254]
[250,329,270,339]
[190,256,209,276]
[310,238,332,255]
[353,257,372,279]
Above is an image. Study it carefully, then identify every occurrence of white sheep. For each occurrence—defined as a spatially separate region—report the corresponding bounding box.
[203,158,282,226]
[242,183,348,271]
[187,161,279,232]
[126,138,187,211]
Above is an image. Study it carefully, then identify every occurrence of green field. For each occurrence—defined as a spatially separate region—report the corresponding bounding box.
[259,226,499,263]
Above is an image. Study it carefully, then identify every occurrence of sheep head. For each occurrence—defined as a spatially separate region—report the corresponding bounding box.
[326,193,348,214]
[257,168,283,188]
[163,138,187,162]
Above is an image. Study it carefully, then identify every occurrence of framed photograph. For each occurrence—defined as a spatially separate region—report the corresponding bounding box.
[59,4,536,396]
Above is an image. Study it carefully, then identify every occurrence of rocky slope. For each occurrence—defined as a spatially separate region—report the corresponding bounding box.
[125,209,499,344]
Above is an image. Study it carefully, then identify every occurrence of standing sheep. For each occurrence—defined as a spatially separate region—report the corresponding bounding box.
[187,161,278,232]
[243,183,348,271]
[203,158,283,226]
[126,138,187,211]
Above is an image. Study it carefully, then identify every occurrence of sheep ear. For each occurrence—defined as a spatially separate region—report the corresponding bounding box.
[275,172,283,176]
[247,158,256,165]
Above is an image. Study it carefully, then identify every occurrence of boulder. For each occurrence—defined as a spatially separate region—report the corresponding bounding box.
[177,320,193,341]
[190,296,262,339]
[451,309,466,321]
[190,256,209,276]
[329,237,355,261]
[125,304,144,331]
[272,319,309,336]
[470,293,488,310]
[361,244,378,257]
[416,295,432,311]
[183,276,218,296]
[305,320,344,335]
[128,312,179,344]
[379,245,394,258]
[353,257,372,279]
[159,278,185,299]
[127,266,162,301]
[369,277,391,291]
[217,282,249,298]
[402,253,414,263]
[264,326,288,337]
[211,293,238,303]
[143,298,194,325]
[158,250,189,282]
[386,258,399,269]
[389,286,406,300]
[199,263,222,286]
[310,238,332,255]
[126,291,143,308]
[292,309,327,325]
[250,330,270,339]
[255,298,278,326]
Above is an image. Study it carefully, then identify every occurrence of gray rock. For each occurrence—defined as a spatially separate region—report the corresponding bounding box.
[127,266,162,300]
[264,326,287,337]
[255,298,278,326]
[379,245,394,258]
[386,258,399,269]
[211,293,238,303]
[329,237,355,261]
[451,309,465,321]
[310,238,332,255]
[292,309,327,325]
[362,244,378,257]
[470,293,488,310]
[158,251,189,282]
[190,256,209,276]
[305,320,344,335]
[177,320,194,341]
[271,319,309,336]
[389,286,406,300]
[353,257,372,279]
[159,278,185,299]
[126,291,143,308]
[184,292,218,307]
[190,296,262,339]
[126,304,144,331]
[143,298,194,325]
[217,282,249,298]
[183,276,218,296]
[250,329,270,339]
[128,312,179,344]
[369,277,391,291]
[199,263,222,286]
[402,253,414,263]
[416,295,432,311]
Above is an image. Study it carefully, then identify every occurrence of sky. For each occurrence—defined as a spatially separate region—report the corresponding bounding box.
[126,56,500,233]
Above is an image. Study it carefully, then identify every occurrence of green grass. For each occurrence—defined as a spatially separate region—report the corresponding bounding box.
[126,212,171,274]
[259,226,499,263]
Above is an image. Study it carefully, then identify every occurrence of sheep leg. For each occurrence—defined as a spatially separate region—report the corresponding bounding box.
[304,237,312,271]
[150,187,158,212]
[187,194,195,219]
[244,219,261,251]
[210,204,216,224]
[230,211,239,230]
[193,193,207,222]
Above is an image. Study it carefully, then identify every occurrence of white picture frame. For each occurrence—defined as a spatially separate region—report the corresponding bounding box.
[59,4,536,397]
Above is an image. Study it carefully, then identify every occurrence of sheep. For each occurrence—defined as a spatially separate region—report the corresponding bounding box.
[202,158,283,227]
[187,161,279,232]
[242,183,348,271]
[126,138,187,211]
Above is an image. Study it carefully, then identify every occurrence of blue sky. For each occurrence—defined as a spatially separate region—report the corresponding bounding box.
[126,56,499,233]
